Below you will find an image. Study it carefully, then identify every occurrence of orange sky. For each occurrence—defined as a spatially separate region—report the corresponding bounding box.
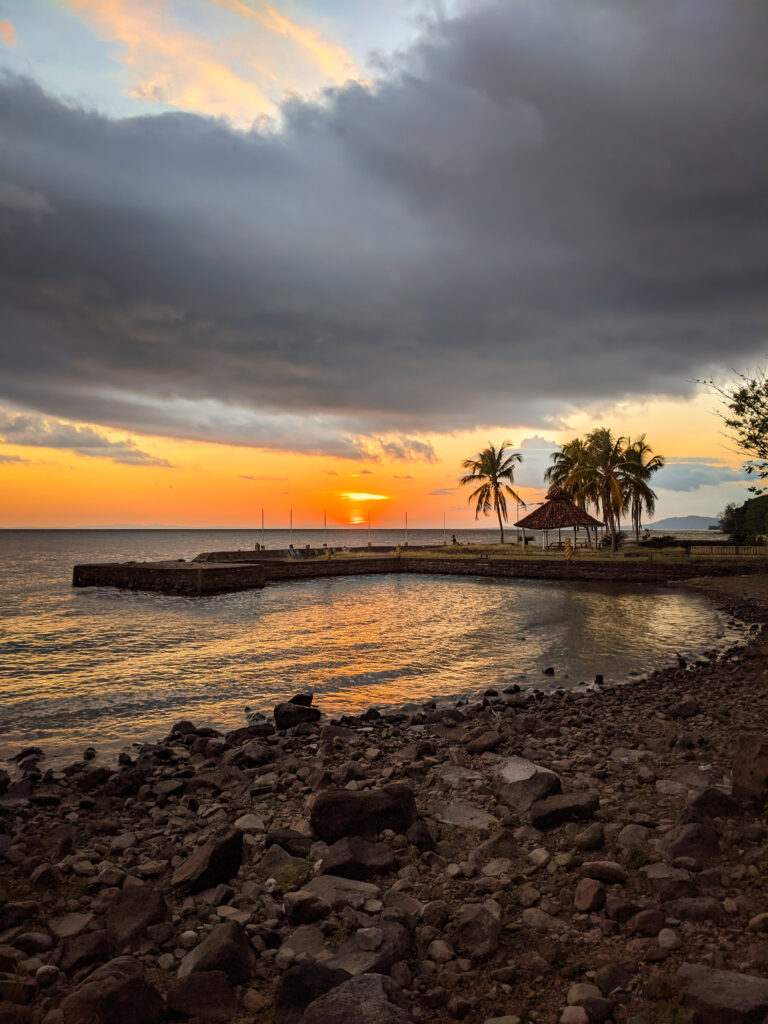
[0,393,747,528]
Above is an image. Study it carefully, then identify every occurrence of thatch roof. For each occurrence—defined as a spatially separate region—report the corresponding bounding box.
[515,485,604,530]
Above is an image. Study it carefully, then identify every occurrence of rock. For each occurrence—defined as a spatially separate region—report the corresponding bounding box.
[274,702,321,730]
[289,693,314,706]
[167,971,236,1022]
[274,961,352,1024]
[0,1004,32,1024]
[328,921,410,976]
[303,874,379,910]
[51,913,94,940]
[684,788,741,821]
[667,897,724,923]
[266,828,313,857]
[60,956,163,1024]
[560,1008,588,1024]
[628,909,665,937]
[617,823,649,849]
[658,821,719,868]
[580,861,627,884]
[106,887,168,951]
[320,836,395,880]
[436,799,498,830]
[422,900,452,929]
[453,900,501,959]
[733,733,768,802]
[678,962,768,1023]
[0,902,39,930]
[530,792,599,829]
[567,982,614,1023]
[641,862,697,901]
[283,890,332,925]
[301,973,412,1024]
[466,730,502,755]
[59,931,112,973]
[659,928,681,950]
[171,827,243,892]
[595,963,631,995]
[574,878,605,912]
[255,843,302,878]
[310,785,417,842]
[233,813,265,833]
[574,823,604,851]
[494,757,562,812]
[177,922,254,984]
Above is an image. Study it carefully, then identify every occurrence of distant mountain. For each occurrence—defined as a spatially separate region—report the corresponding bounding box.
[646,515,719,531]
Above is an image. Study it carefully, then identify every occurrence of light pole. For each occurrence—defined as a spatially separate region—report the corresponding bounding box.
[289,507,293,547]
[261,507,265,548]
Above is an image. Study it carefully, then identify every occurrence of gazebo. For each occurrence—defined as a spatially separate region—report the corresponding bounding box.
[514,485,604,549]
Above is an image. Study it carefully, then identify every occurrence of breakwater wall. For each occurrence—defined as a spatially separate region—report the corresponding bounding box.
[72,553,768,596]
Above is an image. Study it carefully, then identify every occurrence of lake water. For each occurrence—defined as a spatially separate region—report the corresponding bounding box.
[0,529,746,767]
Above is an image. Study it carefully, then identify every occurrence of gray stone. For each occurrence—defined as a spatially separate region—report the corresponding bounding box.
[327,921,410,976]
[177,922,254,984]
[303,874,379,910]
[436,799,498,830]
[453,900,501,958]
[678,962,768,1023]
[493,757,561,812]
[320,836,395,880]
[302,974,412,1024]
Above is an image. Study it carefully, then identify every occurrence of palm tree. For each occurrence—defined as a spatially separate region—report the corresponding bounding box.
[564,427,629,552]
[623,435,664,541]
[460,440,525,544]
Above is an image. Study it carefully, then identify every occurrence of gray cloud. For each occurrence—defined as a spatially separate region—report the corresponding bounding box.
[429,486,456,495]
[0,410,173,466]
[0,0,766,453]
[0,453,30,465]
[655,459,749,493]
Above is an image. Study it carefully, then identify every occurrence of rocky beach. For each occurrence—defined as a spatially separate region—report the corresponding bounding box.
[2,574,768,1024]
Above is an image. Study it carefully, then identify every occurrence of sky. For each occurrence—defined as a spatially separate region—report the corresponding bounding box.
[0,0,766,528]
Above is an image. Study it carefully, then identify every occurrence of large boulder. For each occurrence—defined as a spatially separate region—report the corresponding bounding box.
[273,961,351,1024]
[310,785,417,842]
[106,887,168,951]
[678,962,768,1023]
[493,757,562,812]
[177,922,254,984]
[60,956,163,1024]
[172,827,243,892]
[301,973,412,1024]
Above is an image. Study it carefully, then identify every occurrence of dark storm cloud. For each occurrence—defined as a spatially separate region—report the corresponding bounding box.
[0,0,766,454]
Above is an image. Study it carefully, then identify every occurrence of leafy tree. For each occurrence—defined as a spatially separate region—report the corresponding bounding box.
[703,367,768,492]
[460,440,525,543]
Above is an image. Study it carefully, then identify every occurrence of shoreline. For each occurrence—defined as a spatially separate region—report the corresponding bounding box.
[2,574,768,1023]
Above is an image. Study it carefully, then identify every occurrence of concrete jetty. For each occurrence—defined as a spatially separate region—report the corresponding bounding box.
[72,549,768,596]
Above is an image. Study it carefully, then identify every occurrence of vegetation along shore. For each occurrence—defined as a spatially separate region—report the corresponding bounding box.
[2,573,768,1024]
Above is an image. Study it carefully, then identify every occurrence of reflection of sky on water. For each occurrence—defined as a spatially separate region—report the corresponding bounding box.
[0,530,746,766]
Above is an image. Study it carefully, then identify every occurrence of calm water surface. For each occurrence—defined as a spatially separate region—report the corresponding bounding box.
[0,530,745,766]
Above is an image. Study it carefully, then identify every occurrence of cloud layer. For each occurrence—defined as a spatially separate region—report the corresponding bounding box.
[0,411,172,466]
[0,0,766,458]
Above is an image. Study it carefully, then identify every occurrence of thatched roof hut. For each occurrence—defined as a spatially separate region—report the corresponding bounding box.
[515,485,603,532]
